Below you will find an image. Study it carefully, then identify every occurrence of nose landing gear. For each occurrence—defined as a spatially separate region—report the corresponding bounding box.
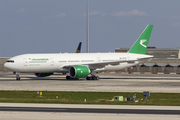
[16,75,20,80]
[14,72,21,81]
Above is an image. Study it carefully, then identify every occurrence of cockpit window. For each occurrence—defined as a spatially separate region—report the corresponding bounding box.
[6,60,14,63]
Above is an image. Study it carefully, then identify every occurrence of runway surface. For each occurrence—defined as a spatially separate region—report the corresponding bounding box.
[0,106,180,115]
[0,72,180,93]
[0,103,180,120]
[1,112,179,120]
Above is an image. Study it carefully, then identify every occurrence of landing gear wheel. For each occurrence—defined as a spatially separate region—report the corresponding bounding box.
[16,77,20,81]
[92,76,97,80]
[66,76,79,80]
[66,76,71,80]
[86,76,99,80]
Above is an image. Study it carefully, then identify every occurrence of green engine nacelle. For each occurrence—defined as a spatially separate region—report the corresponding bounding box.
[69,65,90,78]
[35,73,53,77]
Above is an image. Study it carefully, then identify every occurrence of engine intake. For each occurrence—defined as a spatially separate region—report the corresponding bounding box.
[69,65,90,78]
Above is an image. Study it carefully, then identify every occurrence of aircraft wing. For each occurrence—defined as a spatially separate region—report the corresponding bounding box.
[62,54,153,70]
[62,59,137,70]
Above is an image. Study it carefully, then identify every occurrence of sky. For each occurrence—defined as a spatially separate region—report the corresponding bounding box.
[0,0,180,57]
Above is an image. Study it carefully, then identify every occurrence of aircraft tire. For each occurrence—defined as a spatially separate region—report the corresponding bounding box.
[16,77,20,81]
[66,76,71,80]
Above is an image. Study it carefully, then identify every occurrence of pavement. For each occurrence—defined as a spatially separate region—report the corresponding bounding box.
[0,103,180,120]
[0,72,180,93]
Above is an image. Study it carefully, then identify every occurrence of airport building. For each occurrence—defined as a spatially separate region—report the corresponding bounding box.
[0,48,180,74]
[115,47,180,74]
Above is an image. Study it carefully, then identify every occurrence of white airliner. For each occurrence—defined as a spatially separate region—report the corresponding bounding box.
[4,25,153,80]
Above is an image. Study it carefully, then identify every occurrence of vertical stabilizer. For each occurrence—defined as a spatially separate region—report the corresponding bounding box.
[128,25,153,54]
[76,42,82,53]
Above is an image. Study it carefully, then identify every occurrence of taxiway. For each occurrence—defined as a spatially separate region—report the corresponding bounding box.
[0,72,180,93]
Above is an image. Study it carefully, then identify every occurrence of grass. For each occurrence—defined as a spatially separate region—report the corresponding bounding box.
[0,90,180,106]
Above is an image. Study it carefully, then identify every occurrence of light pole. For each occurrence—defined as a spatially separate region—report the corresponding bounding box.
[86,0,89,53]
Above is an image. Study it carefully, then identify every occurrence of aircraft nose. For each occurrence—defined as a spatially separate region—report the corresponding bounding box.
[4,62,13,71]
[4,62,9,69]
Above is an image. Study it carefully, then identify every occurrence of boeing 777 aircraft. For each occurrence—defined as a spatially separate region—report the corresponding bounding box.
[4,25,153,80]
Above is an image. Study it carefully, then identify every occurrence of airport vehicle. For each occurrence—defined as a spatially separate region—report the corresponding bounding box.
[4,25,153,80]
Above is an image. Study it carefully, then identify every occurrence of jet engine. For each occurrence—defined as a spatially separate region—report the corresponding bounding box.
[69,65,90,78]
[34,73,53,77]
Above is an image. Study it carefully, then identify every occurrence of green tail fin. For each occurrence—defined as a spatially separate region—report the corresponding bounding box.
[128,25,153,54]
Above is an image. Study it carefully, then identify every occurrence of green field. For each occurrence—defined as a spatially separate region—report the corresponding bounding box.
[0,91,180,106]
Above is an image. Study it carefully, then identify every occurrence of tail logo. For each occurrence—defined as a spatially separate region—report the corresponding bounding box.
[140,39,147,48]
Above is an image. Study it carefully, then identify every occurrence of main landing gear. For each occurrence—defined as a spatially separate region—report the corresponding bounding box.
[86,75,99,80]
[66,76,79,80]
[65,75,99,80]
